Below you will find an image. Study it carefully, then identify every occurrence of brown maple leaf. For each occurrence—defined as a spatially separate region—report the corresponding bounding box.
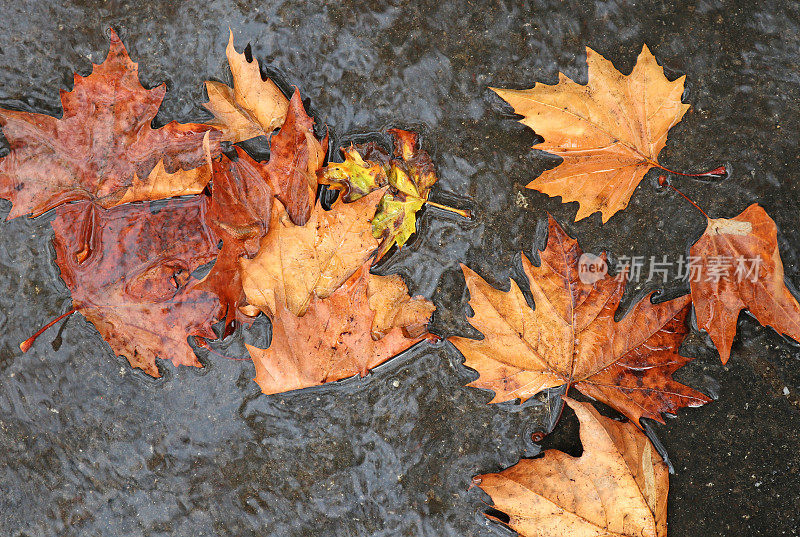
[197,146,274,333]
[247,263,434,395]
[204,30,289,143]
[690,203,800,363]
[476,398,668,537]
[368,272,436,339]
[0,29,221,219]
[448,214,709,424]
[264,89,328,226]
[240,188,384,318]
[51,197,220,377]
[492,45,690,223]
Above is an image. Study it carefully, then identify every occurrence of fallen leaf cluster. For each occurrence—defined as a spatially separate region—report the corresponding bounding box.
[1,29,436,394]
[490,44,800,367]
[469,44,800,535]
[1,29,797,537]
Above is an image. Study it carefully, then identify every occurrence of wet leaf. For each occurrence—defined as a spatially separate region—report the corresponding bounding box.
[115,158,212,207]
[240,189,384,318]
[476,398,668,537]
[371,129,440,256]
[493,45,689,223]
[197,147,274,333]
[198,90,328,327]
[448,214,710,424]
[0,29,220,219]
[368,272,436,339]
[263,89,328,226]
[371,190,425,256]
[319,129,466,260]
[203,30,289,143]
[247,262,434,395]
[690,203,800,363]
[317,144,388,202]
[51,197,220,377]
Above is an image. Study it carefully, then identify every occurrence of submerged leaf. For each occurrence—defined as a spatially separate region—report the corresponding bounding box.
[318,145,388,202]
[264,89,328,226]
[51,198,220,377]
[197,147,274,333]
[318,129,466,259]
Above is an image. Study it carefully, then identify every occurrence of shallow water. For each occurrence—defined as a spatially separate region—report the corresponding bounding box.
[0,1,799,535]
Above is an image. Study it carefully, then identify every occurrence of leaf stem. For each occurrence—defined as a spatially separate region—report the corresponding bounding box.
[532,382,571,443]
[424,200,471,219]
[20,308,77,352]
[658,175,710,219]
[654,163,727,179]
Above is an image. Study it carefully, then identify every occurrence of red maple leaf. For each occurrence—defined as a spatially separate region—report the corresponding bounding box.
[0,29,221,219]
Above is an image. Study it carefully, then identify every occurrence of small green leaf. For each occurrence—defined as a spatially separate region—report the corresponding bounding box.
[317,145,387,202]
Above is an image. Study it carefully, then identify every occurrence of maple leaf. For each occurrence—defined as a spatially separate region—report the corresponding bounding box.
[263,89,328,226]
[492,45,690,223]
[448,214,710,424]
[203,30,289,143]
[369,129,439,256]
[51,197,220,377]
[318,129,468,259]
[197,146,274,333]
[476,398,668,537]
[240,188,385,318]
[689,203,800,363]
[368,272,436,339]
[115,157,212,207]
[246,263,434,395]
[0,28,221,219]
[198,90,328,327]
[317,144,388,202]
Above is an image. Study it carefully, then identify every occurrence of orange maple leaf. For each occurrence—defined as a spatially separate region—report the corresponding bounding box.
[247,263,434,395]
[493,45,689,223]
[690,203,800,363]
[240,189,384,318]
[476,398,668,537]
[449,215,709,424]
[203,29,289,143]
[0,29,220,219]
